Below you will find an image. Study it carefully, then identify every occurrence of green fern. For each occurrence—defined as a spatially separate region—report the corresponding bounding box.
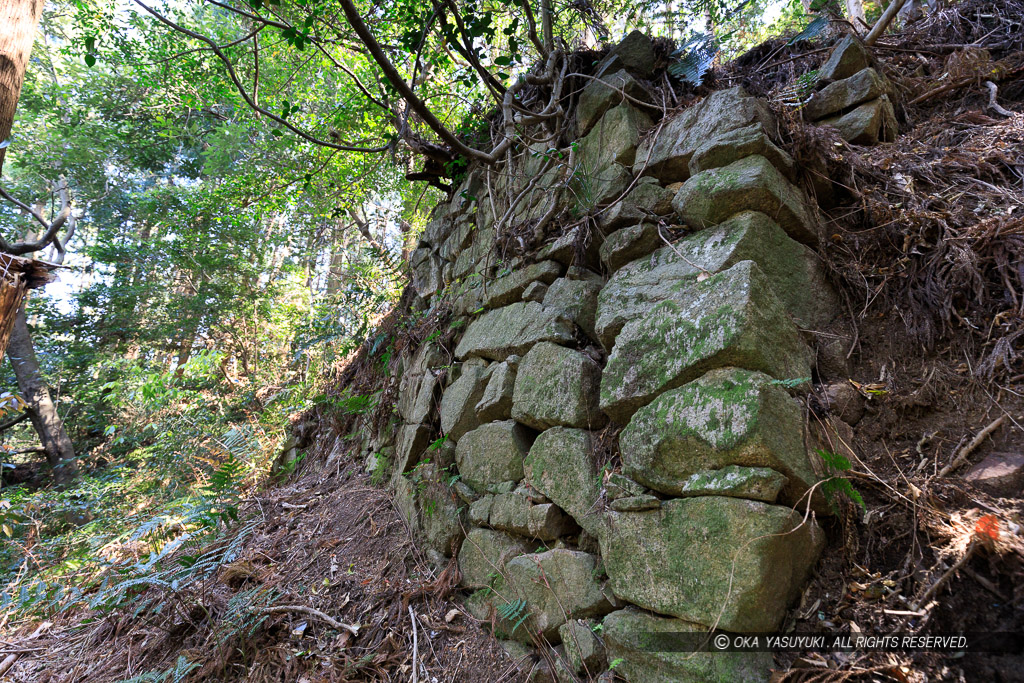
[817,449,866,514]
[497,598,531,634]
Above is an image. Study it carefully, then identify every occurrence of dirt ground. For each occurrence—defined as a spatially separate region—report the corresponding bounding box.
[3,465,528,682]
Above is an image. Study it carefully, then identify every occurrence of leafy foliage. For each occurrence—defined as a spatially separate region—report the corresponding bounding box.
[817,449,867,514]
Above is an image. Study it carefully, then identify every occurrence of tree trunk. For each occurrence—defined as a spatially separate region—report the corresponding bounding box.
[846,0,868,32]
[7,303,77,485]
[0,0,45,176]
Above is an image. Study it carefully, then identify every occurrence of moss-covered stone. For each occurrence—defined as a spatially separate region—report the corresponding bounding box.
[619,368,815,504]
[672,155,818,244]
[475,360,516,422]
[512,342,607,430]
[601,497,824,632]
[558,619,607,675]
[803,67,888,121]
[455,302,575,361]
[676,465,788,502]
[578,103,652,175]
[600,260,812,423]
[541,278,602,344]
[455,420,534,491]
[537,226,602,270]
[634,86,776,183]
[819,94,897,144]
[440,364,490,442]
[608,494,661,511]
[479,260,563,310]
[818,35,871,82]
[505,549,614,642]
[577,69,650,136]
[395,423,432,472]
[688,123,796,179]
[458,527,532,588]
[602,608,773,682]
[595,211,834,350]
[599,222,663,273]
[595,176,674,233]
[524,428,605,537]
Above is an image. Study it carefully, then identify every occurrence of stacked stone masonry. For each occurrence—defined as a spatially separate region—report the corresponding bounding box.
[374,33,889,682]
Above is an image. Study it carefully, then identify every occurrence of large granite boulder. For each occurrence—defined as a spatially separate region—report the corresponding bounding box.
[672,155,819,244]
[458,527,532,588]
[455,302,575,361]
[619,367,817,504]
[803,67,889,121]
[512,342,607,430]
[579,103,653,175]
[524,428,605,537]
[600,260,812,423]
[504,549,614,641]
[542,278,602,344]
[633,86,776,183]
[455,420,534,491]
[601,497,824,632]
[479,261,562,310]
[440,364,490,441]
[602,608,773,683]
[595,211,834,349]
[577,70,650,136]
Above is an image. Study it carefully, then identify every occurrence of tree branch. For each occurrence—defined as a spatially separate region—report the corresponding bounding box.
[335,0,496,162]
[0,410,30,433]
[0,176,72,256]
[134,0,389,154]
[864,0,908,46]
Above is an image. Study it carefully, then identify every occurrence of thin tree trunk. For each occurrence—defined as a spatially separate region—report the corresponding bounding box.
[0,0,45,175]
[846,0,868,33]
[7,303,77,485]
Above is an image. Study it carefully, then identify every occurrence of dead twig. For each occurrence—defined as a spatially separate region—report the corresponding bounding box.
[936,415,1005,477]
[912,540,977,611]
[984,80,1015,116]
[0,621,51,677]
[409,605,419,683]
[255,604,360,635]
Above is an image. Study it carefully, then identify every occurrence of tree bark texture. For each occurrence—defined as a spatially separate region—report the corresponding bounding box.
[7,303,77,484]
[0,0,45,175]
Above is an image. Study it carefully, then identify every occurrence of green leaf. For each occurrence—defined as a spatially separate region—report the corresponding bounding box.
[84,54,96,68]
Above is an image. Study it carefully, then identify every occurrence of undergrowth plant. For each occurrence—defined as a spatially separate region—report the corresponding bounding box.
[0,350,299,622]
[817,449,866,514]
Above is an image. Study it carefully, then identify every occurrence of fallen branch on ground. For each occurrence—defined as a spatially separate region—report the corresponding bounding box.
[254,604,359,635]
[937,415,1005,477]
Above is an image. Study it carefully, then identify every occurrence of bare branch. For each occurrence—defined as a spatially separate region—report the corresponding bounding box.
[864,0,908,46]
[0,176,73,255]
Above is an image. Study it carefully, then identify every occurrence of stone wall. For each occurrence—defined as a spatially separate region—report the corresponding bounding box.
[369,34,885,682]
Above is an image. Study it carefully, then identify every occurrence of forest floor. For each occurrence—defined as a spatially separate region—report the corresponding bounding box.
[3,2,1024,681]
[3,463,523,682]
